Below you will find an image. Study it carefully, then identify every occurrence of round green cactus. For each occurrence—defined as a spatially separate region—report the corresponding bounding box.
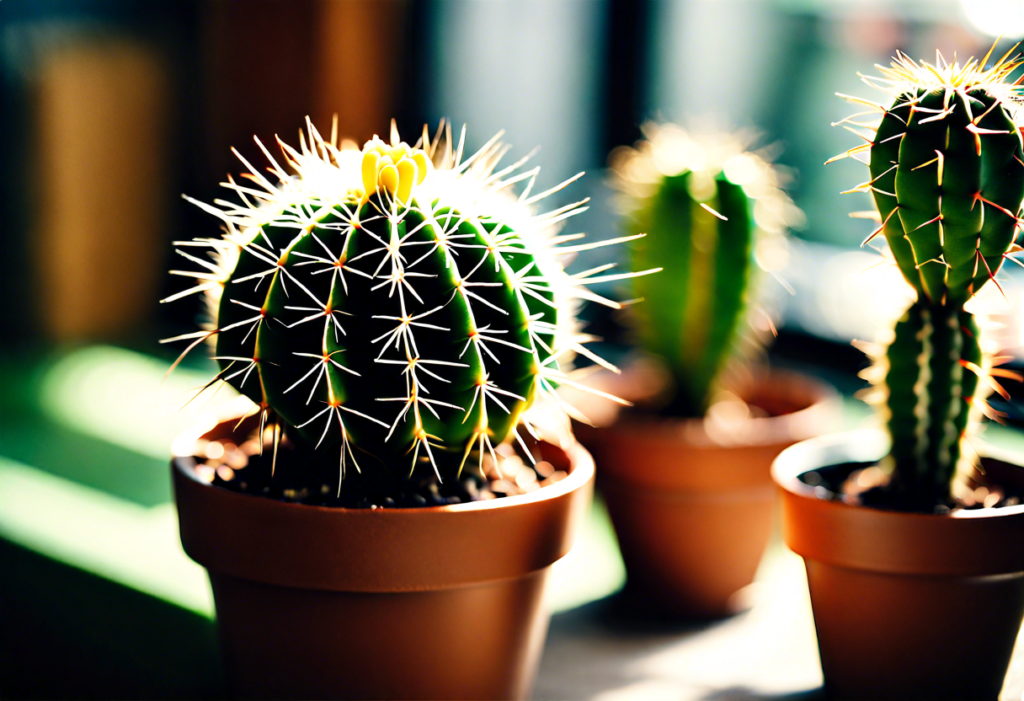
[166,120,645,482]
[836,46,1024,505]
[610,123,799,416]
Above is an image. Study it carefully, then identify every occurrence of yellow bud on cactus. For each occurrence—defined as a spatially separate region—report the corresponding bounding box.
[360,135,431,206]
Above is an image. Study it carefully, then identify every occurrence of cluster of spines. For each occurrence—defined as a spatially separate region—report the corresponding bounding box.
[164,119,653,486]
[836,44,1024,502]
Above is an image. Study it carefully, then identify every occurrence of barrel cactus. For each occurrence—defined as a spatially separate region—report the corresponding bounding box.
[833,46,1024,508]
[165,119,647,484]
[610,123,799,416]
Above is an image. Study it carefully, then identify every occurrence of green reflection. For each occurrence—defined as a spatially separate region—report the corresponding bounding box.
[38,345,236,461]
[0,456,213,616]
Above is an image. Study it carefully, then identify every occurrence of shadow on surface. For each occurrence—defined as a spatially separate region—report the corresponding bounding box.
[702,687,825,701]
[535,592,824,701]
[558,590,726,636]
[1,540,223,699]
[0,415,171,506]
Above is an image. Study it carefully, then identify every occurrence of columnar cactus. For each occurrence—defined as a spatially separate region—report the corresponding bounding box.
[835,46,1024,507]
[610,123,799,416]
[883,300,982,501]
[165,120,646,483]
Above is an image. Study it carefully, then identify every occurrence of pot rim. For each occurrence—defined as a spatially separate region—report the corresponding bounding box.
[580,369,840,492]
[173,401,593,516]
[773,429,1024,575]
[599,367,841,449]
[172,405,595,592]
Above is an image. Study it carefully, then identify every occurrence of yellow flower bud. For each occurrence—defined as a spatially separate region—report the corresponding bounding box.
[359,136,431,206]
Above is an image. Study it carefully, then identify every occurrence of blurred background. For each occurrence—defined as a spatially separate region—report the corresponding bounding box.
[3,0,1024,698]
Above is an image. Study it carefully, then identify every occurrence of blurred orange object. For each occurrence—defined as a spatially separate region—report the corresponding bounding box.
[34,37,169,341]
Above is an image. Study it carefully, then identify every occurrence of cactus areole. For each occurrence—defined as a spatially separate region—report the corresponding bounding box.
[834,46,1024,508]
[166,120,642,487]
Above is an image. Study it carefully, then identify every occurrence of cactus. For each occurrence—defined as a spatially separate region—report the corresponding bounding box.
[881,300,982,506]
[834,46,1024,507]
[165,119,650,485]
[610,123,799,416]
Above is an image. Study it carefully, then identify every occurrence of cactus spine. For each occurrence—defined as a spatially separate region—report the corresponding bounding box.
[611,124,798,416]
[166,120,645,483]
[836,46,1024,506]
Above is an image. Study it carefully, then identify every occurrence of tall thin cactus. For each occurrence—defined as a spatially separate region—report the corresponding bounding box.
[834,45,1024,507]
[610,123,799,416]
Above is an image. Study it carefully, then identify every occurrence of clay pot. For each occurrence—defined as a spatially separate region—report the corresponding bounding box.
[773,431,1024,700]
[576,366,839,617]
[172,413,594,700]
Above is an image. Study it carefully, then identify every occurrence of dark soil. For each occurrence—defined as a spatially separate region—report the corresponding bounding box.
[800,461,1024,515]
[185,430,567,509]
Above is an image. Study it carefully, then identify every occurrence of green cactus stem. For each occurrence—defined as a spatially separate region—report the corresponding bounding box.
[882,300,982,507]
[165,120,654,484]
[835,46,1024,506]
[611,124,799,417]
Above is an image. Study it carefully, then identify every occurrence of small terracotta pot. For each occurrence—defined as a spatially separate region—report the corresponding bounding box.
[172,413,594,700]
[774,431,1024,700]
[576,366,839,617]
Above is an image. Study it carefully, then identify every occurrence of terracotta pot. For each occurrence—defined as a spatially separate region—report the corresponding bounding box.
[773,431,1024,700]
[576,366,839,617]
[172,413,594,700]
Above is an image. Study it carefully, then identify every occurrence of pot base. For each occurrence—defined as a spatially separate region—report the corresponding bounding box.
[601,471,774,618]
[173,412,594,701]
[807,561,1024,700]
[578,367,838,618]
[775,431,1024,700]
[212,569,550,700]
